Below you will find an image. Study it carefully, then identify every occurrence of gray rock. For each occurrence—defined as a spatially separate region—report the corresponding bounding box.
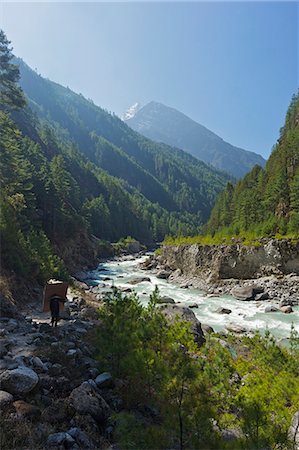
[225,324,247,334]
[31,356,48,371]
[47,432,77,448]
[157,296,175,304]
[156,270,171,279]
[95,372,114,389]
[288,411,299,450]
[231,286,255,301]
[67,427,93,449]
[255,292,269,301]
[69,382,110,421]
[215,307,232,314]
[201,324,215,334]
[128,277,151,285]
[159,304,205,346]
[0,390,14,409]
[0,367,39,395]
[265,305,279,313]
[60,304,71,320]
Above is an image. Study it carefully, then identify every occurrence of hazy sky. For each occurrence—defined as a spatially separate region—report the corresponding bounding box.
[1,1,298,158]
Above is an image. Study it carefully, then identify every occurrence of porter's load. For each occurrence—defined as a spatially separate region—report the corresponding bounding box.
[43,279,68,312]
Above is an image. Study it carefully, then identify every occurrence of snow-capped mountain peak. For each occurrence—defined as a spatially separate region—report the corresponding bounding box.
[121,102,142,121]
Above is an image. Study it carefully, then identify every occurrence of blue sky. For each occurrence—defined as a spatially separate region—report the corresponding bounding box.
[1,2,298,158]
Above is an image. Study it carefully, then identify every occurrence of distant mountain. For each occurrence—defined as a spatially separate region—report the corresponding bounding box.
[17,59,230,226]
[125,101,266,178]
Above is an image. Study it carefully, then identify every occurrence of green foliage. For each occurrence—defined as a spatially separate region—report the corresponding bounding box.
[204,93,299,239]
[95,289,299,450]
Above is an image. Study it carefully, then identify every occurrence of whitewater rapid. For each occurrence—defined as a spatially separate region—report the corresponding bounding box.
[88,255,299,341]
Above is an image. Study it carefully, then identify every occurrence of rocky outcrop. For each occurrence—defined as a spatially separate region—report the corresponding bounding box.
[159,239,299,281]
[159,304,205,346]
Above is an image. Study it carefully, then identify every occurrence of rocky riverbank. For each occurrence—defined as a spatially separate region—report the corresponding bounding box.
[0,287,119,449]
[140,239,299,315]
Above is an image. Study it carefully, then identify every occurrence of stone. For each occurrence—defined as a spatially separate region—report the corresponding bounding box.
[225,324,247,334]
[255,292,269,301]
[157,296,175,304]
[47,432,77,449]
[188,303,198,309]
[60,304,71,320]
[159,304,205,346]
[280,305,293,314]
[0,367,39,395]
[13,400,40,420]
[95,372,114,389]
[265,305,279,313]
[201,324,215,334]
[156,270,171,279]
[0,390,14,409]
[67,427,94,449]
[69,382,110,421]
[215,307,232,314]
[31,356,48,371]
[231,286,255,301]
[128,277,151,285]
[288,411,299,450]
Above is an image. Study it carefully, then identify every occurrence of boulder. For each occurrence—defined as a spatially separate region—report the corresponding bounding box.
[156,270,171,279]
[69,382,110,422]
[288,411,299,450]
[128,277,151,285]
[225,324,247,334]
[265,305,279,313]
[255,292,269,301]
[201,324,215,334]
[157,296,175,304]
[280,305,293,314]
[215,307,232,315]
[67,427,94,449]
[0,390,14,409]
[47,432,77,449]
[188,303,198,309]
[94,372,114,389]
[159,304,205,346]
[0,367,39,395]
[231,286,255,301]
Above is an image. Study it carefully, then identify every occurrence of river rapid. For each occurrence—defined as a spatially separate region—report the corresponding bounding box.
[88,255,299,342]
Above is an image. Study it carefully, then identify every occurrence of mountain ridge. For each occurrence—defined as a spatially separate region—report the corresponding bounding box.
[125,100,266,178]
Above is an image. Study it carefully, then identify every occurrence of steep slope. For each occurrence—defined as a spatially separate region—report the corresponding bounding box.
[125,101,266,178]
[17,59,230,222]
[206,93,299,237]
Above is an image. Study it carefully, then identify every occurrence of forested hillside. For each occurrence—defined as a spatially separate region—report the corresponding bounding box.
[125,101,266,178]
[17,59,230,220]
[206,93,299,237]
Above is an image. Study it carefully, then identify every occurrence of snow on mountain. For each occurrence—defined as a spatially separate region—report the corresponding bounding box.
[122,102,142,121]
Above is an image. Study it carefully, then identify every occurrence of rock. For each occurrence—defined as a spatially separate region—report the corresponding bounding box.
[38,323,52,333]
[95,372,114,389]
[42,399,71,424]
[69,382,110,421]
[215,307,232,314]
[225,324,247,334]
[0,367,39,395]
[288,411,299,450]
[188,303,198,309]
[126,240,141,254]
[0,390,14,409]
[47,432,77,449]
[201,324,215,334]
[265,305,279,313]
[67,427,94,449]
[128,277,151,285]
[231,286,255,301]
[31,356,48,371]
[120,287,132,293]
[13,400,40,420]
[255,292,269,301]
[169,268,182,280]
[280,305,293,314]
[156,270,171,279]
[0,294,19,318]
[157,296,175,304]
[159,304,205,346]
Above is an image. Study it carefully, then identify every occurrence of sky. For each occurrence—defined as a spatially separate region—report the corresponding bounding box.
[1,2,298,158]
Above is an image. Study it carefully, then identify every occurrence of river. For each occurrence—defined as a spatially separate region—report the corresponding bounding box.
[88,255,299,341]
